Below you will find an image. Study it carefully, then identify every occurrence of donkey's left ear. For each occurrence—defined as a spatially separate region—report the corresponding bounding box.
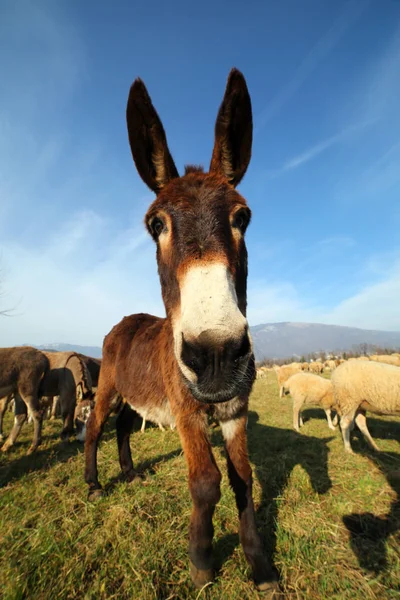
[209,68,252,187]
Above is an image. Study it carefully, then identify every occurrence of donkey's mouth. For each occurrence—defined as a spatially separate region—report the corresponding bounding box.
[182,354,255,404]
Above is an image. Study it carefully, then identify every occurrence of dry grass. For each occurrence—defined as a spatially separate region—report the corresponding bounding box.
[1,372,400,599]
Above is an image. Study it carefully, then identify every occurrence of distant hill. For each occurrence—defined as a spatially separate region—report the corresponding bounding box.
[30,343,102,359]
[22,322,400,363]
[250,322,400,361]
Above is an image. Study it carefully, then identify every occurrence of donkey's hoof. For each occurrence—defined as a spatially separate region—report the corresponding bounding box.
[88,488,105,502]
[125,470,145,484]
[189,561,214,589]
[256,579,282,598]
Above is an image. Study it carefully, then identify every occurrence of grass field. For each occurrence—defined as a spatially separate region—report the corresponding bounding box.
[1,372,400,599]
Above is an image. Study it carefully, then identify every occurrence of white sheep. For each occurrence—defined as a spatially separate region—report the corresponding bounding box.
[282,372,337,431]
[331,360,400,453]
[369,354,400,367]
[274,364,302,398]
[309,362,324,374]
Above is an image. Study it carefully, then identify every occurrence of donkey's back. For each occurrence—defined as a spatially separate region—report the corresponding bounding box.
[0,347,48,398]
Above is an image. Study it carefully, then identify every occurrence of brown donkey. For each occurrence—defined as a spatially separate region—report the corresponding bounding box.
[0,347,49,453]
[84,69,278,594]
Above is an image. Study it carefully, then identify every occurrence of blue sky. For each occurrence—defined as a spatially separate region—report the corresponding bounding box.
[1,0,400,346]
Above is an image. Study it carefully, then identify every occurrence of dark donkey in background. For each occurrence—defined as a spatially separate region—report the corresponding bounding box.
[85,69,279,595]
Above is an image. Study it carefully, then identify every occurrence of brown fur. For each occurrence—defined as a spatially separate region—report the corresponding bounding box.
[84,69,279,594]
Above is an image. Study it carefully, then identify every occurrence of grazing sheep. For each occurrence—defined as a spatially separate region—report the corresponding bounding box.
[331,360,400,453]
[140,413,176,432]
[369,354,400,367]
[282,372,337,431]
[274,364,302,398]
[309,362,324,374]
[325,360,337,371]
[301,362,309,371]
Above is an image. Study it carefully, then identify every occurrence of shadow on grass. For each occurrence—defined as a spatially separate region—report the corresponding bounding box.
[104,448,183,495]
[212,410,334,575]
[0,416,118,488]
[341,418,400,574]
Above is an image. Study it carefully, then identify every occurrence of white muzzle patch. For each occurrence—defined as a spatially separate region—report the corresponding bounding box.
[174,263,248,382]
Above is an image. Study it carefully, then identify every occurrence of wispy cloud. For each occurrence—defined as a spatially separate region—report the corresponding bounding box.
[248,251,400,332]
[321,256,400,331]
[266,121,371,177]
[333,21,400,201]
[0,210,163,346]
[255,0,370,131]
[0,1,163,347]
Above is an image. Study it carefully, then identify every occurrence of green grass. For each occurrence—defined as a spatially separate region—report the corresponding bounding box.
[1,372,400,599]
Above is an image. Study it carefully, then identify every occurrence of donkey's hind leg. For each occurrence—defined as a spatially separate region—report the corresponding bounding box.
[84,383,116,501]
[1,394,27,452]
[0,394,13,441]
[21,392,44,455]
[116,404,141,482]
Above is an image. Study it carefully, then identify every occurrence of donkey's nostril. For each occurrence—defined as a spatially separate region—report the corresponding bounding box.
[181,336,207,377]
[180,332,251,381]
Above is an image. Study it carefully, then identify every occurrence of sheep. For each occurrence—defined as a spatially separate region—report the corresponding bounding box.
[301,362,309,371]
[274,363,302,398]
[282,372,337,431]
[256,366,271,379]
[309,362,324,374]
[140,414,176,432]
[370,354,400,367]
[331,360,400,453]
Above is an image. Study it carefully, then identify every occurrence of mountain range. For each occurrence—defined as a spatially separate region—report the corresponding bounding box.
[29,322,400,362]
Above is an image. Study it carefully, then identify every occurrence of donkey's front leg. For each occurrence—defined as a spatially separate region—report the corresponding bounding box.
[177,414,222,589]
[220,414,280,596]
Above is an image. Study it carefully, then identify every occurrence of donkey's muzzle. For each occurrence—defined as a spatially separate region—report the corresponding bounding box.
[181,332,254,403]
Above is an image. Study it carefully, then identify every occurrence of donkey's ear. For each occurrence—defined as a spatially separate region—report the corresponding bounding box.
[126,79,179,194]
[209,68,252,187]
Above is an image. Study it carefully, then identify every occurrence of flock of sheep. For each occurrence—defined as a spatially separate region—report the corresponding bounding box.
[259,353,400,453]
[1,347,400,457]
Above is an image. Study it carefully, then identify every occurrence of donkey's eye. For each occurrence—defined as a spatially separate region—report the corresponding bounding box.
[149,216,166,239]
[232,209,250,233]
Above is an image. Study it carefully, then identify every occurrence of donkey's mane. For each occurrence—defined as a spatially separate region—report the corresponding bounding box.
[184,164,204,174]
[66,352,90,391]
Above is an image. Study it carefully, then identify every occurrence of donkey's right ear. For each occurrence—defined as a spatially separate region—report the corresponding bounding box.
[126,79,179,194]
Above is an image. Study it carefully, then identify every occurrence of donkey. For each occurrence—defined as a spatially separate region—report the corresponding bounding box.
[0,347,49,454]
[84,69,279,594]
[3,351,94,449]
[76,354,101,389]
[39,351,94,440]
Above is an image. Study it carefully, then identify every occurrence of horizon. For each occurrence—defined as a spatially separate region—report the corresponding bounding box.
[17,320,400,351]
[1,0,400,346]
